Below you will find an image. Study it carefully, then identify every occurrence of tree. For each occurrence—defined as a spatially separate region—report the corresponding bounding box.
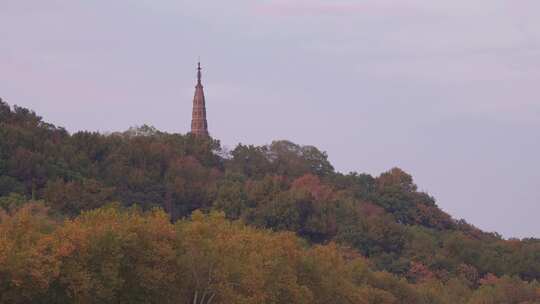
[468,275,540,304]
[213,173,248,219]
[227,144,272,178]
[268,140,334,177]
[43,178,115,216]
[176,211,314,304]
[0,203,59,303]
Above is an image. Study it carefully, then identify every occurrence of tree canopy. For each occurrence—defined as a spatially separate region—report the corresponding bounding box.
[1,99,539,303]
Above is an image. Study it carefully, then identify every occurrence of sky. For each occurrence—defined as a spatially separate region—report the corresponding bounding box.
[1,0,539,238]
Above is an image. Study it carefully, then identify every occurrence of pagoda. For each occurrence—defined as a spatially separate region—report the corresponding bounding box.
[190,61,209,136]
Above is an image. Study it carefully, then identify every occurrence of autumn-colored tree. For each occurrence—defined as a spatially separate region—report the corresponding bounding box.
[176,211,314,304]
[25,206,178,304]
[0,203,59,303]
[468,275,540,304]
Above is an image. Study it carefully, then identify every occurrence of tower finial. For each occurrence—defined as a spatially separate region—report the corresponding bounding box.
[197,60,202,85]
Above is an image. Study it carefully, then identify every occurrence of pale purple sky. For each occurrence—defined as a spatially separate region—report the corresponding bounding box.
[1,1,539,238]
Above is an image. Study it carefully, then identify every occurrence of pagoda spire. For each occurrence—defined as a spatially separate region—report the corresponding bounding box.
[190,61,209,136]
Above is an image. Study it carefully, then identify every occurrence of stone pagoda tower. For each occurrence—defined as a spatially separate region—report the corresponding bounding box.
[190,61,209,136]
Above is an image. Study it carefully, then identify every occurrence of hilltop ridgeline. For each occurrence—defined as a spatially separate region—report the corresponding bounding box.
[1,99,539,303]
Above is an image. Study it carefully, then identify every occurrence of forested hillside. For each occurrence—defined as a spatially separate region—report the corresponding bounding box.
[1,98,539,303]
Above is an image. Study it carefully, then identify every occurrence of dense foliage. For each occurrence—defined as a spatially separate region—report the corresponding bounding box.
[1,99,540,303]
[2,205,539,304]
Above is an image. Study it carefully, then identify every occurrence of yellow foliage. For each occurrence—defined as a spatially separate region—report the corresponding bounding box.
[0,205,537,304]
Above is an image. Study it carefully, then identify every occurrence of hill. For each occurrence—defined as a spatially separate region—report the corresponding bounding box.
[1,98,539,303]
